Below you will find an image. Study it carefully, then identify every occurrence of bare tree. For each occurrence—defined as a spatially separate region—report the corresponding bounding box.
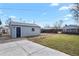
[58,20,63,29]
[0,19,2,26]
[5,17,12,26]
[53,20,63,29]
[70,3,79,25]
[44,24,51,28]
[0,19,2,36]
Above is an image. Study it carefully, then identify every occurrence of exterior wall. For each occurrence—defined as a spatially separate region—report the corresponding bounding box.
[21,26,40,37]
[10,26,40,38]
[10,26,16,38]
[63,26,79,34]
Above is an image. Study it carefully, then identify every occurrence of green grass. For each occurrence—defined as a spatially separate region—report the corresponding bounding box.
[27,34,79,56]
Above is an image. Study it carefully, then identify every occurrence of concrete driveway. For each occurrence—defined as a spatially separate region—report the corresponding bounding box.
[0,38,69,56]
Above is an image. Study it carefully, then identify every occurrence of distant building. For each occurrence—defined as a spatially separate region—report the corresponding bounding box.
[9,21,41,38]
[0,26,10,35]
[41,27,62,33]
[63,25,79,34]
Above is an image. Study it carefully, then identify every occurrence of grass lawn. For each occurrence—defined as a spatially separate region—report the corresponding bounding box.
[27,33,79,56]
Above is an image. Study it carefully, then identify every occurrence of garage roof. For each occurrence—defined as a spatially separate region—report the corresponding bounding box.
[10,21,40,28]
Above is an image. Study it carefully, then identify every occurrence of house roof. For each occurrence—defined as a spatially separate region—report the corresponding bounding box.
[63,25,79,29]
[10,21,40,28]
[64,25,79,27]
[42,27,62,30]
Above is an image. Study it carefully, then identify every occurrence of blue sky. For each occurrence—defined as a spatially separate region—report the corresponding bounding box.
[0,3,75,27]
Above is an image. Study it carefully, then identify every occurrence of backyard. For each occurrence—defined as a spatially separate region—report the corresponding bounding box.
[27,33,79,56]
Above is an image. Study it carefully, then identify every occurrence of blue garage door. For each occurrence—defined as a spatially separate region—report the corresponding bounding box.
[16,27,21,38]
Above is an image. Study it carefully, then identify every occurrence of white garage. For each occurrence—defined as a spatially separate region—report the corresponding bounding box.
[9,21,41,38]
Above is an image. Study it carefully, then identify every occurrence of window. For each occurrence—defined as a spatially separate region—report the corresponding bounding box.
[32,28,35,31]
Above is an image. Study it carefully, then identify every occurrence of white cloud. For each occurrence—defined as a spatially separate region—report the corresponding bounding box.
[59,4,73,11]
[63,14,72,21]
[64,18,69,20]
[0,10,3,14]
[59,6,70,11]
[9,16,16,18]
[62,14,73,21]
[65,14,72,17]
[9,16,16,21]
[50,3,59,6]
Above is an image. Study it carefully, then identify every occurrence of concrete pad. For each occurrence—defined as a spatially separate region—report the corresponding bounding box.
[0,46,28,56]
[16,40,45,54]
[0,42,17,50]
[30,47,69,56]
[0,39,70,56]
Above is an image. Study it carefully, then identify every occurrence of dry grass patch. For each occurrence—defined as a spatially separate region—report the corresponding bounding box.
[27,33,79,56]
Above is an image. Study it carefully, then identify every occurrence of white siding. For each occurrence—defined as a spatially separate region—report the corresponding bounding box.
[63,25,79,33]
[11,26,40,38]
[10,21,41,38]
[10,26,16,38]
[21,27,40,37]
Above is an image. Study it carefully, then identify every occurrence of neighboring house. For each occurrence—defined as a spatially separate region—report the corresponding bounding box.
[63,25,79,34]
[0,27,2,35]
[41,27,62,33]
[9,21,41,38]
[0,26,10,35]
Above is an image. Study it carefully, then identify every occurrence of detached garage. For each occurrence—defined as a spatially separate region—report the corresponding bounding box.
[9,21,41,38]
